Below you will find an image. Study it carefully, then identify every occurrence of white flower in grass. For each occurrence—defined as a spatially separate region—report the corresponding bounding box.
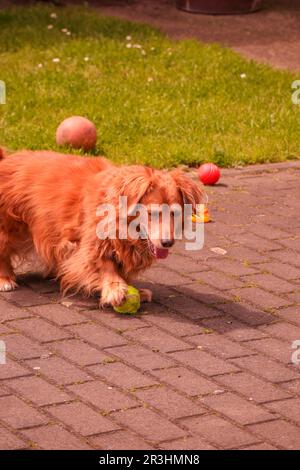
[50,12,57,19]
[52,58,60,63]
[133,44,142,49]
[37,63,43,68]
[141,50,146,56]
[126,35,132,41]
[61,28,68,33]
[147,77,153,82]
[66,31,71,36]
[47,24,53,30]
[84,56,89,62]
[240,73,247,79]
[126,43,132,48]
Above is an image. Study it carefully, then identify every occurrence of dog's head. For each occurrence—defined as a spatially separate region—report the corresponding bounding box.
[102,165,205,261]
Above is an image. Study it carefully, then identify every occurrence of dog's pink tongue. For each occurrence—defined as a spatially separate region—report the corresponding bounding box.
[155,247,169,259]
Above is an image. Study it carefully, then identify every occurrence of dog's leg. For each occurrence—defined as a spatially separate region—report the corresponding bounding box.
[0,255,17,292]
[60,252,128,308]
[139,288,153,303]
[100,261,128,308]
[0,229,17,291]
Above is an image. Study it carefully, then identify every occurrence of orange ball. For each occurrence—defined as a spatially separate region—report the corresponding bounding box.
[198,163,221,185]
[56,116,97,151]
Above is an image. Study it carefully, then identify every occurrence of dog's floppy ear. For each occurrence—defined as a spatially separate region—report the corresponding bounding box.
[171,169,205,213]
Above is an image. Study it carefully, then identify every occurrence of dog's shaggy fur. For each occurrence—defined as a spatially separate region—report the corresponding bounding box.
[0,150,204,307]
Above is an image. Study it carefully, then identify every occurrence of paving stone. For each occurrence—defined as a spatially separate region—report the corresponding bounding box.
[280,380,300,396]
[0,324,13,335]
[216,302,274,326]
[249,420,300,450]
[68,323,127,349]
[6,376,72,406]
[205,258,259,277]
[68,380,137,412]
[0,385,10,397]
[143,311,208,337]
[230,234,282,252]
[247,338,293,364]
[160,436,216,450]
[8,318,72,343]
[125,326,192,353]
[216,372,291,403]
[270,251,300,268]
[261,322,300,344]
[1,334,51,360]
[286,290,300,304]
[175,283,232,305]
[275,306,300,327]
[258,262,300,280]
[89,430,153,450]
[46,402,120,436]
[243,274,295,294]
[0,288,48,307]
[240,442,278,450]
[0,299,33,321]
[0,395,47,428]
[113,407,186,443]
[27,356,92,385]
[0,425,28,450]
[104,344,176,371]
[196,271,245,291]
[200,392,274,425]
[158,294,223,320]
[88,362,157,390]
[22,424,92,450]
[29,304,86,326]
[0,358,31,380]
[51,339,114,366]
[186,333,253,359]
[229,287,291,310]
[135,386,206,419]
[180,414,258,449]
[83,308,147,331]
[231,356,300,383]
[201,317,267,342]
[265,398,300,425]
[151,367,219,397]
[170,349,239,377]
[142,267,191,286]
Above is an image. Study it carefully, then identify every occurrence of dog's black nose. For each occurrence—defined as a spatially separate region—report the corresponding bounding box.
[161,239,174,248]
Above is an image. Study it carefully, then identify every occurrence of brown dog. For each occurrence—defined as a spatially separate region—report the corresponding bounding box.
[0,150,204,307]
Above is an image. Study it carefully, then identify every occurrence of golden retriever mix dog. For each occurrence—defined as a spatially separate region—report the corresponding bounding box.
[0,149,204,307]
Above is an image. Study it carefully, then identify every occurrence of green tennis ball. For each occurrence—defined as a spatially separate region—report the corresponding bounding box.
[113,285,141,315]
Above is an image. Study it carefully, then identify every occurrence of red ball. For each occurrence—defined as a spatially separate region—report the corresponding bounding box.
[198,163,221,185]
[56,116,97,151]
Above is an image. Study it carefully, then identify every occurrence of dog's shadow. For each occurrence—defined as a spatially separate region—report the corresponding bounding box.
[135,281,275,333]
[16,273,275,335]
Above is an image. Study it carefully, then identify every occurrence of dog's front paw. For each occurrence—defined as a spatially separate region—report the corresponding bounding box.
[139,288,153,303]
[0,277,18,292]
[101,282,128,308]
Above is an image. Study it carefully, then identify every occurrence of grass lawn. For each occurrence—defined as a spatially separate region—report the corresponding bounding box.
[0,4,299,168]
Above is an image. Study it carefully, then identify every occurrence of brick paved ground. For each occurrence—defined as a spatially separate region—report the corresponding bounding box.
[0,161,300,450]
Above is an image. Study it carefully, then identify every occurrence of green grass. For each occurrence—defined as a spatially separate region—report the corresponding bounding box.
[0,4,299,168]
